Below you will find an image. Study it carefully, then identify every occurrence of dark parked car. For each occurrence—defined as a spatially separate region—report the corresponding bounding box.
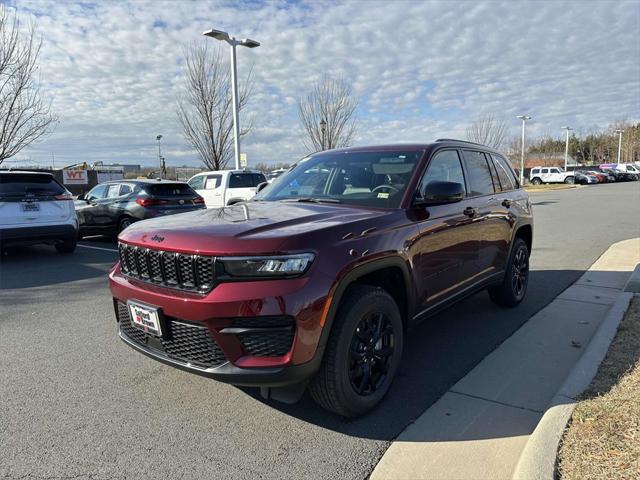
[110,140,533,417]
[76,179,205,238]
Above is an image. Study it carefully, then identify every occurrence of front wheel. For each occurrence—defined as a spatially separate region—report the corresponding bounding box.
[531,177,542,185]
[488,237,529,307]
[309,285,403,417]
[564,176,575,184]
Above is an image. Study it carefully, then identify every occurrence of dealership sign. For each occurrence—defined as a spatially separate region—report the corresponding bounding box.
[62,169,88,185]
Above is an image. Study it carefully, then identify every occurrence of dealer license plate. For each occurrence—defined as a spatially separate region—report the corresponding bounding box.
[128,301,163,337]
[21,202,40,212]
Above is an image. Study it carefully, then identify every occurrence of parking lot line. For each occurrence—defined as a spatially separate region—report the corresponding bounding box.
[77,244,118,253]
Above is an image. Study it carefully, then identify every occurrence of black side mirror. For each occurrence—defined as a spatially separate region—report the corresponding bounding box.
[417,181,465,206]
[256,181,269,193]
[77,194,85,201]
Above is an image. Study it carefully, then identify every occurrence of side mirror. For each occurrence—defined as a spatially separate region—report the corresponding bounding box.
[256,181,269,193]
[417,181,465,206]
[77,194,85,201]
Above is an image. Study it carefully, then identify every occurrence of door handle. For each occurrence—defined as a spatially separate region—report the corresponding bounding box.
[501,199,512,208]
[463,206,476,218]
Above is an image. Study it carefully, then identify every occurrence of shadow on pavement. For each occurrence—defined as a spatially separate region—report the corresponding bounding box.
[0,243,117,289]
[245,268,628,443]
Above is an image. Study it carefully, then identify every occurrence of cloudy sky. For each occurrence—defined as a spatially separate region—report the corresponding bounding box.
[6,0,640,168]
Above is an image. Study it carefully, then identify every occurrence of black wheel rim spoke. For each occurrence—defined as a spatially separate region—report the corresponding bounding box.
[349,311,395,396]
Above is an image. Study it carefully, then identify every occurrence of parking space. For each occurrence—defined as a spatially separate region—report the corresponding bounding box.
[1,182,639,479]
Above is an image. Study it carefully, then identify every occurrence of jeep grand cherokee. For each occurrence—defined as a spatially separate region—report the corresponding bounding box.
[109,140,533,417]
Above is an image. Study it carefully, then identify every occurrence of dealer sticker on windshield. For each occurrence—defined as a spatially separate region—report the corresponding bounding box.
[377,192,389,199]
[128,301,162,337]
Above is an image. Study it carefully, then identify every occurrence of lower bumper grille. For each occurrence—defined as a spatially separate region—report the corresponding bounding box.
[231,317,295,357]
[116,301,226,368]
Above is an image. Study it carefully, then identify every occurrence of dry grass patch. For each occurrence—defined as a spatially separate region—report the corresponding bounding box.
[524,184,578,192]
[557,295,640,480]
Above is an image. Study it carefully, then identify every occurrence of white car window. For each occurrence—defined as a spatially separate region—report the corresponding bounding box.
[119,184,132,195]
[205,175,222,189]
[188,176,204,190]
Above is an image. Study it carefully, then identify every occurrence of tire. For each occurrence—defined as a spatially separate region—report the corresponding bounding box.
[531,177,542,185]
[118,216,133,234]
[55,238,77,254]
[488,237,529,307]
[309,285,404,418]
[564,176,575,184]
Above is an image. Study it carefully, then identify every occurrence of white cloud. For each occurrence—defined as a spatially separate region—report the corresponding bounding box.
[6,0,640,168]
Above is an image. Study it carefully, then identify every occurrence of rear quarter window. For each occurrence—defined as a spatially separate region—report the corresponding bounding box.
[0,174,64,197]
[462,150,496,196]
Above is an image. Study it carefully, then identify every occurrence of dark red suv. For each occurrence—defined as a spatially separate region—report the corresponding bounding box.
[109,140,533,417]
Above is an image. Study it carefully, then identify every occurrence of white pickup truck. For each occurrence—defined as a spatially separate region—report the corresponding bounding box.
[529,166,575,185]
[187,169,267,208]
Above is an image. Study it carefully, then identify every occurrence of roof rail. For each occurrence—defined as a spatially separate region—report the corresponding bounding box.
[435,138,488,147]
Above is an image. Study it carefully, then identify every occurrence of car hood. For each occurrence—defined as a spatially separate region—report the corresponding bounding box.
[118,201,392,255]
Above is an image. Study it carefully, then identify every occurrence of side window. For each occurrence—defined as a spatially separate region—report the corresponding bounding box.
[188,176,204,190]
[205,175,222,189]
[106,184,122,198]
[86,184,107,201]
[253,173,267,186]
[119,184,132,196]
[462,150,495,196]
[532,168,539,175]
[550,168,559,174]
[541,168,549,174]
[229,174,254,188]
[491,154,517,191]
[420,150,466,195]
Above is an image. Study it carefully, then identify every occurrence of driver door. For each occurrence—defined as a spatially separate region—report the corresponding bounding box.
[409,149,479,310]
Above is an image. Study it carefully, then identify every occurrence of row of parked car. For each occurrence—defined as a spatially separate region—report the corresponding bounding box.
[529,163,640,185]
[0,169,269,253]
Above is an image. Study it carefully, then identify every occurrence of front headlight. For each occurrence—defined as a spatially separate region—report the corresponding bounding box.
[218,253,315,278]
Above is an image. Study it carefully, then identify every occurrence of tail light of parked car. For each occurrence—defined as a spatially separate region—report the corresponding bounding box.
[193,196,205,205]
[54,192,73,200]
[136,198,167,207]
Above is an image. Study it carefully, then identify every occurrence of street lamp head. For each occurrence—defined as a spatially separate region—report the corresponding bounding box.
[516,115,532,121]
[203,28,231,42]
[241,38,260,48]
[561,126,572,131]
[615,129,624,134]
[156,135,163,141]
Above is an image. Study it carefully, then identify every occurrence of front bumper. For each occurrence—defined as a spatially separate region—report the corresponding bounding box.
[109,264,333,387]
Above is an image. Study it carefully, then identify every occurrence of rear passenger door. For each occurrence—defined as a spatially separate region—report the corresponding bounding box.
[461,150,510,277]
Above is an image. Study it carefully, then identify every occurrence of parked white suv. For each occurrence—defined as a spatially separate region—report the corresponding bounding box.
[529,166,575,185]
[0,171,78,253]
[187,170,267,208]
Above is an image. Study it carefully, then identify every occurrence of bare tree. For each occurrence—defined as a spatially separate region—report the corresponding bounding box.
[0,7,57,165]
[465,114,507,149]
[297,76,358,152]
[177,42,253,171]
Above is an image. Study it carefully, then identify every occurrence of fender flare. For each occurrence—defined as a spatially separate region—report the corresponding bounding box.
[312,255,415,363]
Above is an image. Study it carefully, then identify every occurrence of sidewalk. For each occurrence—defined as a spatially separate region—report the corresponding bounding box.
[371,238,640,480]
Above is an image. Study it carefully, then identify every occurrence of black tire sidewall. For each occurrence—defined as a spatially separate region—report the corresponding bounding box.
[505,238,529,303]
[329,287,403,416]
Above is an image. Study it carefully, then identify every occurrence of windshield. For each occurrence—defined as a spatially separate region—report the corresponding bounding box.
[254,150,423,208]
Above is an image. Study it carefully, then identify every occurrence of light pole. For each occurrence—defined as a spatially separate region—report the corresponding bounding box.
[615,129,623,163]
[156,135,163,178]
[516,115,532,185]
[203,28,260,170]
[561,126,572,171]
[320,118,327,150]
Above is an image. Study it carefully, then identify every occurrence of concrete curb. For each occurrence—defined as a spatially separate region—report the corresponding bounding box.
[511,291,634,480]
[623,263,640,293]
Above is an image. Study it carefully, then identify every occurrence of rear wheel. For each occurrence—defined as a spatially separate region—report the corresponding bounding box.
[531,177,542,185]
[118,216,133,234]
[309,285,403,417]
[55,238,77,254]
[564,176,575,184]
[488,237,529,307]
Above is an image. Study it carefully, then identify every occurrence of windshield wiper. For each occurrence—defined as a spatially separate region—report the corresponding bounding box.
[281,197,342,204]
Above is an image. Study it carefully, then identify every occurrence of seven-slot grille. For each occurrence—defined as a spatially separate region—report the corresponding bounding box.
[117,301,226,368]
[118,243,215,293]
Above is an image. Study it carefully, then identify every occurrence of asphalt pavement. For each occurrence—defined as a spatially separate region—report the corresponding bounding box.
[1,182,639,480]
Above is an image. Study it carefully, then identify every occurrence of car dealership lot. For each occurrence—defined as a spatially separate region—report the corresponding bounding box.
[1,182,639,480]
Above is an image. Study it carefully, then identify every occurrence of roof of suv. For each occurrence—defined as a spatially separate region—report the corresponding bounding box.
[0,170,54,176]
[315,139,501,155]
